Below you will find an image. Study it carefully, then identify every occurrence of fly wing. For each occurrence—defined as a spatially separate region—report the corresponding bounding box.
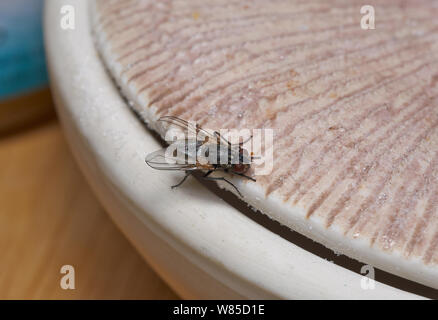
[145,138,200,170]
[157,116,226,145]
[145,147,197,171]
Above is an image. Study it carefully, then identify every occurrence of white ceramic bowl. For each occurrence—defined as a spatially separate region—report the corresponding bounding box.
[44,0,423,299]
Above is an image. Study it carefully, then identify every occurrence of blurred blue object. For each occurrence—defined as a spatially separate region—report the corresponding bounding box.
[0,0,48,100]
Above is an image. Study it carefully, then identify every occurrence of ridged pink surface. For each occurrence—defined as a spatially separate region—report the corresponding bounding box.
[92,0,438,274]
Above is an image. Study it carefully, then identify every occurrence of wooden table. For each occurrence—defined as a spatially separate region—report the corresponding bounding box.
[0,110,178,299]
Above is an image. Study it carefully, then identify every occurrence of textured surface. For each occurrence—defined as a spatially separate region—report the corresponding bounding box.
[92,0,438,278]
[0,118,178,299]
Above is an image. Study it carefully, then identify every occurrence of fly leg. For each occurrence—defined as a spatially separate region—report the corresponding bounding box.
[236,135,253,146]
[203,170,214,178]
[232,172,256,182]
[214,131,253,146]
[203,176,243,198]
[214,131,231,146]
[171,171,191,189]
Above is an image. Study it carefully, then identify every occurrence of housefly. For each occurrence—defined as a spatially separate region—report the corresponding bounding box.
[145,116,256,197]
